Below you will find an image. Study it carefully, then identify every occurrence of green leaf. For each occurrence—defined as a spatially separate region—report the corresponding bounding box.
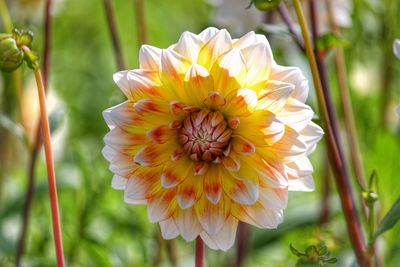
[0,113,28,146]
[290,244,306,257]
[316,32,349,51]
[373,197,400,240]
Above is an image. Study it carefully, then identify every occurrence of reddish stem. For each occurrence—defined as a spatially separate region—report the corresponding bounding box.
[34,68,65,267]
[103,0,126,70]
[195,236,204,267]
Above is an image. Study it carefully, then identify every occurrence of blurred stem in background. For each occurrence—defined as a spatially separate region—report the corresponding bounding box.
[234,222,250,267]
[103,0,126,70]
[276,3,304,52]
[134,0,147,45]
[319,155,331,224]
[16,1,54,265]
[292,0,370,265]
[380,0,398,129]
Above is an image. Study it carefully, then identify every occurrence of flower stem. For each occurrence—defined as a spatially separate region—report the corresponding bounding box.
[195,236,204,267]
[33,68,65,267]
[292,0,370,266]
[133,0,147,44]
[16,2,54,264]
[103,0,126,70]
[0,0,12,32]
[277,3,304,52]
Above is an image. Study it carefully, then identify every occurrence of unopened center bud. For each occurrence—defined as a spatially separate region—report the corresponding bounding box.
[178,110,231,162]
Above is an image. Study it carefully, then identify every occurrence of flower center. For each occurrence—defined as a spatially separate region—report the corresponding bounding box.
[178,110,232,162]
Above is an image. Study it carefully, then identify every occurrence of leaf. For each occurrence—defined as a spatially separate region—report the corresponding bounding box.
[0,113,28,146]
[290,244,306,257]
[373,197,400,240]
[316,32,349,51]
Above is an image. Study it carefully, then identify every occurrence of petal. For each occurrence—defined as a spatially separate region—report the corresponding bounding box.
[184,64,214,105]
[222,88,257,117]
[233,31,256,49]
[213,215,238,251]
[113,70,162,100]
[161,157,193,188]
[177,173,204,209]
[147,125,174,144]
[147,188,177,223]
[257,81,295,113]
[298,121,324,154]
[173,207,202,241]
[276,99,314,132]
[241,41,273,88]
[124,167,160,204]
[159,218,179,240]
[266,126,308,162]
[269,65,309,103]
[112,175,127,190]
[232,202,283,229]
[195,194,228,235]
[174,31,204,63]
[134,142,173,167]
[198,27,220,43]
[210,48,246,96]
[200,232,219,250]
[259,187,288,210]
[104,127,147,157]
[288,175,315,192]
[139,45,162,70]
[222,168,259,205]
[244,154,288,188]
[160,49,191,100]
[235,110,285,146]
[198,29,232,69]
[231,136,256,155]
[204,166,223,204]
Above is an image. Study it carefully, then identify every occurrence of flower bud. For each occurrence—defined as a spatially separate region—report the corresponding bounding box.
[251,0,282,11]
[0,33,24,72]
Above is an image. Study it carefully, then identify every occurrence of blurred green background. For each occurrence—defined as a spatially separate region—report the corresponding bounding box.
[0,0,399,266]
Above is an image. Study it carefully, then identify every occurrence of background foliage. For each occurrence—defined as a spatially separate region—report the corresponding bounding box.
[0,0,399,266]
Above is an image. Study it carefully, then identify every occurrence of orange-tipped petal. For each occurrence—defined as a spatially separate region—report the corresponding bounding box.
[147,188,177,223]
[231,202,283,229]
[232,136,256,155]
[161,157,193,188]
[204,166,222,204]
[177,173,204,209]
[195,194,228,235]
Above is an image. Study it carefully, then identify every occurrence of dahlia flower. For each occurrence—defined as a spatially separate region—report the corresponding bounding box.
[103,27,323,251]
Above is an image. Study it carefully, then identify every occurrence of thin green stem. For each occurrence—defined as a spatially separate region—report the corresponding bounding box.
[292,1,370,266]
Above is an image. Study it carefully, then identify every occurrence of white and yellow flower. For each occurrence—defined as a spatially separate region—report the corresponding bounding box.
[103,27,323,251]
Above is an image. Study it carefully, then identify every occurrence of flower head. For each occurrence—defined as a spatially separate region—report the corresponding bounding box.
[103,28,323,251]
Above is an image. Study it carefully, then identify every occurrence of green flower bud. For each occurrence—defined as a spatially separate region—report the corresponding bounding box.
[251,0,282,11]
[0,33,24,72]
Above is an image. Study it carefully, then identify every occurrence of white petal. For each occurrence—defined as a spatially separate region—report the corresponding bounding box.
[288,175,315,192]
[198,29,232,68]
[277,99,314,132]
[124,177,152,204]
[159,218,179,240]
[200,232,219,250]
[198,27,220,43]
[259,188,288,210]
[299,121,324,154]
[213,216,238,251]
[174,31,204,63]
[233,203,283,229]
[269,65,309,103]
[241,41,274,86]
[237,88,257,109]
[174,207,202,241]
[112,175,127,190]
[257,81,295,112]
[195,195,226,235]
[139,45,162,70]
[233,31,256,49]
[147,189,176,223]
